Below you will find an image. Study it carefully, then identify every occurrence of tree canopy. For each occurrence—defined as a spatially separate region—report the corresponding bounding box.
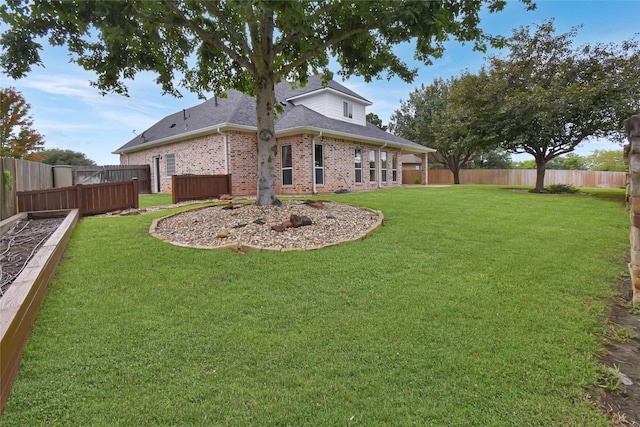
[390,74,496,183]
[0,87,45,160]
[481,20,640,191]
[0,0,532,204]
[39,148,97,166]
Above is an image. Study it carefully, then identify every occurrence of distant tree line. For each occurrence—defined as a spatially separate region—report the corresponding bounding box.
[423,148,624,172]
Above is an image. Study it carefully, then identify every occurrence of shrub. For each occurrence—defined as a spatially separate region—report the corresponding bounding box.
[545,183,579,194]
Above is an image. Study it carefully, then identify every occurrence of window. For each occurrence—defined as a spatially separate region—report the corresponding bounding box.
[166,154,176,176]
[381,151,387,182]
[392,153,398,182]
[343,101,353,119]
[369,150,376,182]
[281,145,293,186]
[315,144,324,186]
[354,149,362,183]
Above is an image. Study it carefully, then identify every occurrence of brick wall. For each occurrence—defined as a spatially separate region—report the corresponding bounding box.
[122,134,226,193]
[121,131,406,196]
[274,135,403,195]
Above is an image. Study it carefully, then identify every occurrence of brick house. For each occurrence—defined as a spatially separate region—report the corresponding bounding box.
[113,75,434,196]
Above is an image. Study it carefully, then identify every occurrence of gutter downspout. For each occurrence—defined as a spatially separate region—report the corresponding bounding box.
[312,131,323,195]
[217,128,229,174]
[378,142,387,189]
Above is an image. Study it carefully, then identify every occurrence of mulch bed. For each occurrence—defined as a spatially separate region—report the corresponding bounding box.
[0,217,63,298]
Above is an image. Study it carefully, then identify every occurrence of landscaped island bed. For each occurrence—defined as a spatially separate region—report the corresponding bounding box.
[151,200,383,252]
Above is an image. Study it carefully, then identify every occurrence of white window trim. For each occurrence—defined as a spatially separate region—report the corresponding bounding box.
[315,144,324,186]
[369,150,376,183]
[166,154,176,176]
[281,144,293,186]
[354,148,362,184]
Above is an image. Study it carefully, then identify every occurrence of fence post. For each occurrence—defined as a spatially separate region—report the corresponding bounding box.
[75,183,84,216]
[625,114,640,305]
[132,178,139,209]
[171,175,177,204]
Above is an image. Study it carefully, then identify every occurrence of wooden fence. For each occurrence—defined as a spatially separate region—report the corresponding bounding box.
[427,169,626,188]
[1,158,55,221]
[172,174,232,204]
[402,169,423,185]
[73,165,151,194]
[17,179,139,216]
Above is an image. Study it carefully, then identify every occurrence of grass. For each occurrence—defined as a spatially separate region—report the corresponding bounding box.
[138,193,173,208]
[1,186,629,426]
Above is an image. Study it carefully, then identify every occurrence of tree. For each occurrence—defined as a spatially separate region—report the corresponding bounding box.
[481,20,640,191]
[585,149,625,171]
[0,87,45,160]
[390,74,496,183]
[0,0,532,205]
[561,154,587,170]
[39,148,96,166]
[366,112,387,131]
[471,149,512,169]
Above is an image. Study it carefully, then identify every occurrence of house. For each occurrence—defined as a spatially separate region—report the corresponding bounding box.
[113,75,435,196]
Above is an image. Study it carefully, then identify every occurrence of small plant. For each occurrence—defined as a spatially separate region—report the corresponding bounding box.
[631,305,640,315]
[413,178,421,184]
[3,170,13,191]
[545,183,579,194]
[608,323,637,343]
[598,364,623,391]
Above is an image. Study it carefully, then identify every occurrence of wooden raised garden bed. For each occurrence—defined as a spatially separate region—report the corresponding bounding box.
[0,209,79,414]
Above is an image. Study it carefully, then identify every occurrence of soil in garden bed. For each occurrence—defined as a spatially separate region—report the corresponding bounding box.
[0,216,64,298]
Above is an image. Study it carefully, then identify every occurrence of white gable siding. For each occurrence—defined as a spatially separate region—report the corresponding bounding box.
[291,90,367,126]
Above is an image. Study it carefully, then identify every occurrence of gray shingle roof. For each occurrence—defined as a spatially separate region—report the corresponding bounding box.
[275,105,432,152]
[275,74,370,104]
[114,76,432,154]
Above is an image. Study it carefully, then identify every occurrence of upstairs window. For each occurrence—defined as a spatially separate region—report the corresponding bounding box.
[343,101,353,119]
[281,145,293,186]
[166,154,176,176]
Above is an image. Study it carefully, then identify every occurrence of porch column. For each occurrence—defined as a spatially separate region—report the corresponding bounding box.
[421,153,428,185]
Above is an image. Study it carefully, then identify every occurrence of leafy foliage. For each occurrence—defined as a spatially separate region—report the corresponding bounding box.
[39,148,96,166]
[545,183,579,194]
[366,112,387,131]
[482,20,640,191]
[0,0,532,204]
[586,149,625,172]
[0,87,45,160]
[390,74,496,183]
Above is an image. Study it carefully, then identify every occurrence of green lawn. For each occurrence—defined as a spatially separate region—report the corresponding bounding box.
[1,186,629,426]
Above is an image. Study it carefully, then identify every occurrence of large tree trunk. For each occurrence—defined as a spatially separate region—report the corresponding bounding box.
[452,168,461,184]
[252,7,279,206]
[533,157,547,193]
[255,75,280,206]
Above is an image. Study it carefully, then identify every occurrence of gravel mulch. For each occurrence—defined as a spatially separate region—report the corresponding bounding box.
[150,200,383,252]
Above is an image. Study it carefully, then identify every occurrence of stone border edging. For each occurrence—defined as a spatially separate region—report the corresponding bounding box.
[149,203,384,253]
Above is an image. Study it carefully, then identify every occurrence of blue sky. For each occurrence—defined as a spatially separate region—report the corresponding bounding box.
[2,0,638,165]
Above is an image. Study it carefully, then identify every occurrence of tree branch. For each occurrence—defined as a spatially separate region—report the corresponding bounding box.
[275,26,373,80]
[162,1,256,75]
